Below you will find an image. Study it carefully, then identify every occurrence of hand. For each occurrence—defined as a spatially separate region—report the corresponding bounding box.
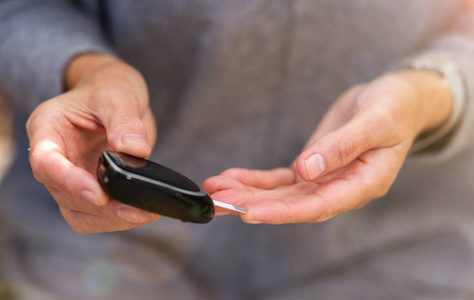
[27,53,160,233]
[203,70,453,224]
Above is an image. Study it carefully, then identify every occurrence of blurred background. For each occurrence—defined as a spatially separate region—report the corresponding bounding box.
[0,93,13,182]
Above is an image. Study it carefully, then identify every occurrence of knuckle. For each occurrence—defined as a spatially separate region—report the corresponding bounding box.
[94,82,133,103]
[93,82,143,114]
[373,107,396,131]
[369,104,407,142]
[331,137,354,165]
[314,208,338,223]
[312,196,341,223]
[111,113,141,129]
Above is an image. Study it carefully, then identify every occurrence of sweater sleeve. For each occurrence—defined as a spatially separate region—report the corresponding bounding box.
[403,8,474,161]
[0,0,114,113]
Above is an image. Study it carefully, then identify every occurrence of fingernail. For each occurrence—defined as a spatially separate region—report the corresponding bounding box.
[121,134,148,147]
[117,207,156,223]
[305,153,326,180]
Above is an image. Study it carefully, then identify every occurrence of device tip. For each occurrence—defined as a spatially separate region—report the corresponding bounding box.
[212,200,247,214]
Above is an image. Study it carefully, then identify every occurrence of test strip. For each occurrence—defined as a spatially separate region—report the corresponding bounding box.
[213,200,247,214]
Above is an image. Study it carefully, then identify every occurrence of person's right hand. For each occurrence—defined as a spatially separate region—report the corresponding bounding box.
[27,53,160,233]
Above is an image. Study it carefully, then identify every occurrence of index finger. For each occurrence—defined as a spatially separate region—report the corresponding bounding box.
[28,128,108,207]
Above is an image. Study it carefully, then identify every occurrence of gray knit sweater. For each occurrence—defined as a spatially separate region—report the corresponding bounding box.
[1,1,474,299]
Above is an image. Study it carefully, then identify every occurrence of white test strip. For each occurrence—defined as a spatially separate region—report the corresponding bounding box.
[213,200,247,214]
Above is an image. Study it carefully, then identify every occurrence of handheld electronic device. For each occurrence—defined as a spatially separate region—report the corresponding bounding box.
[97,151,246,223]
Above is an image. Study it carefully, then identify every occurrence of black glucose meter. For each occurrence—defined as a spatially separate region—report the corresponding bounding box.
[97,151,215,223]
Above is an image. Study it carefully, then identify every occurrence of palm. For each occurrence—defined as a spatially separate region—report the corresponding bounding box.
[53,113,110,174]
[30,92,110,175]
[204,144,404,224]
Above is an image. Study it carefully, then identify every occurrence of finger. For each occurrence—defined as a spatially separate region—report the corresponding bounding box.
[244,149,404,224]
[241,182,358,224]
[203,168,296,195]
[60,207,160,234]
[202,175,245,196]
[219,168,296,189]
[46,186,102,214]
[202,176,248,216]
[241,194,327,224]
[94,91,151,158]
[47,185,158,224]
[296,113,393,182]
[29,136,109,207]
[211,182,317,212]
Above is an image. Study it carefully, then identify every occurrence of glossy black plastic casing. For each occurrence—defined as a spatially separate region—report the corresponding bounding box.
[97,151,214,223]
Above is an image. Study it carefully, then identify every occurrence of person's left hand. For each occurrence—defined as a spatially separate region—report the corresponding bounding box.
[203,70,453,224]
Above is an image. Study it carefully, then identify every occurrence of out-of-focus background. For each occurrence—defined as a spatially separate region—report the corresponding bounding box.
[0,93,13,182]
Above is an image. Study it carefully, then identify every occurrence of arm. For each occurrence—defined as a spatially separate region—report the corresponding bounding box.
[0,1,160,233]
[204,5,474,224]
[204,70,453,224]
[27,53,159,233]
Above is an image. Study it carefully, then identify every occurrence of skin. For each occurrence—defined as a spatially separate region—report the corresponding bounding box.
[203,70,453,224]
[27,53,453,232]
[27,53,160,233]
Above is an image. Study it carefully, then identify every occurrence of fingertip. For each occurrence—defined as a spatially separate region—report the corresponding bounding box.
[303,153,327,181]
[104,112,151,158]
[220,168,247,179]
[75,175,108,207]
[241,212,264,224]
[296,151,322,182]
[202,176,219,194]
[202,175,244,195]
[240,203,266,224]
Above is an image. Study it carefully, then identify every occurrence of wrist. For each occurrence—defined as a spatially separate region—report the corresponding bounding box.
[395,69,454,135]
[398,55,466,153]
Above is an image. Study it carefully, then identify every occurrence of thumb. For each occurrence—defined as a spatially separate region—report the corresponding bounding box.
[296,118,383,182]
[97,98,151,158]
